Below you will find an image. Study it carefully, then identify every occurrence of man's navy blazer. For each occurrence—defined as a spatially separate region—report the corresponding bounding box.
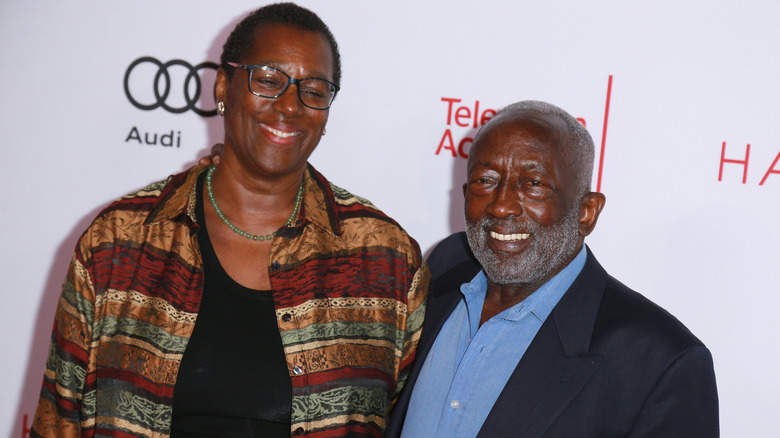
[386,232,719,437]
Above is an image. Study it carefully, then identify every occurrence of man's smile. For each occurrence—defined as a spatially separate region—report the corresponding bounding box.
[488,231,530,242]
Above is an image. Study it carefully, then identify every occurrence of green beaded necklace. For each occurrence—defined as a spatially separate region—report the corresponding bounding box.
[206,166,304,241]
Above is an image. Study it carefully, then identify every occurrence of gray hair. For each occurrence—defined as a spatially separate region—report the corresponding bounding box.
[495,100,595,196]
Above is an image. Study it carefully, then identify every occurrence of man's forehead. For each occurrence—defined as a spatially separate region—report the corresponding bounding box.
[469,111,569,164]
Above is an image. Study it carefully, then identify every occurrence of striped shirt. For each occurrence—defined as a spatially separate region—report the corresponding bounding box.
[32,164,428,438]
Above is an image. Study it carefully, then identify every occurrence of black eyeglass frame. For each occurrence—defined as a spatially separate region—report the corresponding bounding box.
[227,62,339,110]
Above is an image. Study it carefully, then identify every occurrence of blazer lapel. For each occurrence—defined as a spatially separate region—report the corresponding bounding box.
[477,248,608,438]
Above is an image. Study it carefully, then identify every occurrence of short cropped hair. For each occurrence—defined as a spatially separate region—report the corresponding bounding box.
[220,2,342,86]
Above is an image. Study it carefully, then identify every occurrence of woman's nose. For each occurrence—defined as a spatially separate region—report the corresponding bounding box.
[273,83,303,115]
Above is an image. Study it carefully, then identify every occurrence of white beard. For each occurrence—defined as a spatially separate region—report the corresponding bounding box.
[465,206,581,286]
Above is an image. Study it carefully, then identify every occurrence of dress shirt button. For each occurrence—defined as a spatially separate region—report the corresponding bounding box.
[282,313,292,322]
[451,399,460,409]
[293,365,304,375]
[271,261,281,271]
[294,427,305,435]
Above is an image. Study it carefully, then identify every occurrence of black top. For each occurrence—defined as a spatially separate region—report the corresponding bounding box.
[170,172,292,438]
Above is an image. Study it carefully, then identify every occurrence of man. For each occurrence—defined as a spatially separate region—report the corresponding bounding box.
[386,100,718,437]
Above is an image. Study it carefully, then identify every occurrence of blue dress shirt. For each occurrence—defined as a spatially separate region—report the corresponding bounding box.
[401,246,587,438]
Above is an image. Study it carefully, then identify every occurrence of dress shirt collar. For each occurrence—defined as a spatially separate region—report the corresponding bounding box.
[460,244,588,327]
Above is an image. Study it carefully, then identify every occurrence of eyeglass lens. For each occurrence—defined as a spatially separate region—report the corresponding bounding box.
[250,66,335,109]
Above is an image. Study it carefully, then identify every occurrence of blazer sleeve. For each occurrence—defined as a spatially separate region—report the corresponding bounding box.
[629,345,719,437]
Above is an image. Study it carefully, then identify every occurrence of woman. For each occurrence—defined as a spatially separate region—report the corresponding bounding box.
[32,3,427,437]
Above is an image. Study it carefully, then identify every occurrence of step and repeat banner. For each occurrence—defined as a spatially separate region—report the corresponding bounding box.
[2,0,778,436]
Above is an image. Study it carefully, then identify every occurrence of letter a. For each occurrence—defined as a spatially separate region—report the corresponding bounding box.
[125,126,142,144]
[759,150,780,186]
[436,129,457,157]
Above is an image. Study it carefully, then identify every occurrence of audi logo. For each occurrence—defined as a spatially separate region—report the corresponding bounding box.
[124,57,219,116]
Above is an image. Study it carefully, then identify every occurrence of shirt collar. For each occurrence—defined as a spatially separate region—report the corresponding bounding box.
[143,165,204,226]
[299,163,343,237]
[460,244,588,324]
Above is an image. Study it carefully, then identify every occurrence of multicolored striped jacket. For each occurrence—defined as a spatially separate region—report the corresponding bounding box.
[32,164,428,438]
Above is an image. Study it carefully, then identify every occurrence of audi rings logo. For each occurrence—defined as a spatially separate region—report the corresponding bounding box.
[124,57,219,116]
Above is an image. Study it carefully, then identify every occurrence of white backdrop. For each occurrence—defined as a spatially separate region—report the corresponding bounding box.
[2,1,779,436]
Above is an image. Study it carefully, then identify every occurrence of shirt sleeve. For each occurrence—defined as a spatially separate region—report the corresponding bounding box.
[391,255,430,407]
[31,250,96,438]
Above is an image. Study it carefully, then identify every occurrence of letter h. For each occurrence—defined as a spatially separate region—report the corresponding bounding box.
[718,142,749,184]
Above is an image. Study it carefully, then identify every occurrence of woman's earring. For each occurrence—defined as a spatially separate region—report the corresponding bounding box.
[217,101,225,116]
[322,127,327,136]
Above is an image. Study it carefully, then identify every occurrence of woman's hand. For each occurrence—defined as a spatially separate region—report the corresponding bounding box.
[198,143,224,167]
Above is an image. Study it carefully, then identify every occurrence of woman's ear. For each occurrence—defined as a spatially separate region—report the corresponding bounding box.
[215,67,227,106]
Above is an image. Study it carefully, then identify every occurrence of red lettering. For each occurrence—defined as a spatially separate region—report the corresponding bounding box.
[441,97,461,125]
[719,142,750,184]
[458,137,473,158]
[22,414,30,438]
[576,117,587,127]
[481,109,496,127]
[455,106,471,127]
[597,75,613,192]
[759,149,780,185]
[438,98,499,157]
[436,129,457,157]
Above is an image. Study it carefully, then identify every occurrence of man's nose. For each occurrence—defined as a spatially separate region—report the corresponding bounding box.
[486,182,522,218]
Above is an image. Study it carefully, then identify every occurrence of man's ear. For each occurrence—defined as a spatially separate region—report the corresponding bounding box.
[578,192,606,237]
